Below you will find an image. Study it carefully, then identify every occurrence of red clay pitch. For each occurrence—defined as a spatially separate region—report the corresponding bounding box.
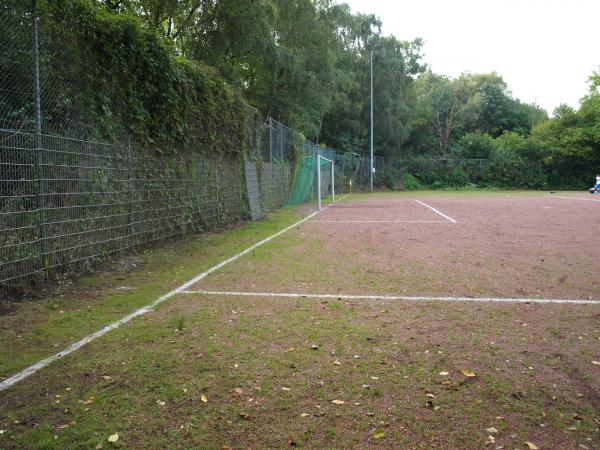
[195,193,600,301]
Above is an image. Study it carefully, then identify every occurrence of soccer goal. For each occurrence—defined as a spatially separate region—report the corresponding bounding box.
[287,154,335,210]
[316,154,335,210]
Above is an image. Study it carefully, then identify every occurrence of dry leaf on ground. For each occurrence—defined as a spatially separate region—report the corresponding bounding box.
[461,369,476,377]
[525,441,539,449]
[108,433,119,443]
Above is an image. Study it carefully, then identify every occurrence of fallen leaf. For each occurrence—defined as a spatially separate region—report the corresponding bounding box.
[486,427,498,434]
[157,400,165,406]
[525,442,539,449]
[200,394,208,403]
[282,387,291,391]
[285,347,294,352]
[461,369,476,377]
[433,405,441,411]
[592,361,600,365]
[333,360,342,366]
[238,412,251,420]
[80,397,95,405]
[371,376,379,380]
[95,443,103,449]
[425,393,435,398]
[102,376,112,381]
[300,413,310,417]
[331,399,345,405]
[439,371,449,376]
[373,430,385,439]
[311,344,319,350]
[107,433,119,443]
[235,388,243,395]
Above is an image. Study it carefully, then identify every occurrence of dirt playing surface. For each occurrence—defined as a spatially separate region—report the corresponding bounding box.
[197,194,600,300]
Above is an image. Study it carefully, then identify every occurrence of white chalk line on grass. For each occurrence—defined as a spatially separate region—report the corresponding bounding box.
[414,199,457,223]
[0,210,321,393]
[550,195,600,202]
[181,289,600,305]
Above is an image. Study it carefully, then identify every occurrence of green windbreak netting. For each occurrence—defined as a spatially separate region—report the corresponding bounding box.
[287,156,332,206]
[287,157,316,206]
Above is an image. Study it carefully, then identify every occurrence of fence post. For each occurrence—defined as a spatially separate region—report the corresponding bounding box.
[127,136,133,241]
[32,13,46,276]
[215,160,221,223]
[317,155,322,211]
[279,123,283,160]
[268,116,273,163]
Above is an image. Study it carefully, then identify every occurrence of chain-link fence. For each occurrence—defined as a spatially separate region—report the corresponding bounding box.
[1,128,245,289]
[0,4,338,295]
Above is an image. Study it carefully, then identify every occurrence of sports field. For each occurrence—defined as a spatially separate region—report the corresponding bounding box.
[1,191,599,449]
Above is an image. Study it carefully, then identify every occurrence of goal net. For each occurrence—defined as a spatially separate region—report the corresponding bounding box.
[287,155,335,210]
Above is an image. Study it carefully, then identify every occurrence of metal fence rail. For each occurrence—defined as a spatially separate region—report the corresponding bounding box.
[0,128,246,288]
[0,4,339,294]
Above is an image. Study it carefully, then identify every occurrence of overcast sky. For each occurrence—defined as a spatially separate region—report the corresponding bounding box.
[344,0,600,115]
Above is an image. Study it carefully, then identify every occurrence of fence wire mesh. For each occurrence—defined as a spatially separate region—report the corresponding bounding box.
[0,3,349,295]
[0,128,245,289]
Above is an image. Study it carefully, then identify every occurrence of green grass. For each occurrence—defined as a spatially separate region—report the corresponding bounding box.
[0,208,308,379]
[1,294,598,449]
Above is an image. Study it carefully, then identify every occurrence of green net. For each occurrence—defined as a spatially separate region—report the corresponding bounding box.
[287,157,316,206]
[287,156,332,207]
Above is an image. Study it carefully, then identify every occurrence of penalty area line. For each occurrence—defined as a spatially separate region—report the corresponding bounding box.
[309,220,448,223]
[181,289,600,305]
[414,200,457,223]
[0,209,321,393]
[549,195,600,202]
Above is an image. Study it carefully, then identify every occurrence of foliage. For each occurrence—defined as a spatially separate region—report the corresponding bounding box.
[456,132,497,159]
[402,172,425,190]
[41,0,248,156]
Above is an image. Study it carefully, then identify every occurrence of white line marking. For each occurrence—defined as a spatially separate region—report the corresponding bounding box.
[181,290,600,305]
[309,220,447,223]
[0,210,320,392]
[550,195,600,202]
[415,199,457,223]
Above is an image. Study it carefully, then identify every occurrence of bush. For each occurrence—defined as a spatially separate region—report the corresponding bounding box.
[38,0,248,156]
[402,172,425,190]
[430,180,446,190]
[375,167,402,190]
[447,166,470,187]
[456,132,497,159]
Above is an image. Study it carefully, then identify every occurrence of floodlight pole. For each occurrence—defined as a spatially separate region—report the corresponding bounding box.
[370,47,374,192]
[331,161,335,205]
[317,155,322,211]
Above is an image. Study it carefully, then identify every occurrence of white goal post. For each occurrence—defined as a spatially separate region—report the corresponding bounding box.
[317,154,334,211]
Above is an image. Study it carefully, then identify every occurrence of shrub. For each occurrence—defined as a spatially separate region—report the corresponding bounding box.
[402,172,425,190]
[447,166,470,187]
